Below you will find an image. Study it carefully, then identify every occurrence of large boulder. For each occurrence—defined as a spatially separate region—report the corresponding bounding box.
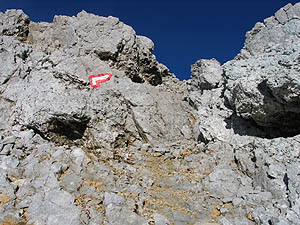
[223,3,300,130]
[190,58,223,91]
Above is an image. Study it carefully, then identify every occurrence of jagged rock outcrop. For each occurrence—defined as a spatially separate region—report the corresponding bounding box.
[27,10,168,85]
[0,9,200,225]
[188,58,233,144]
[0,9,195,150]
[223,3,300,134]
[0,9,30,41]
[1,3,300,225]
[188,3,300,225]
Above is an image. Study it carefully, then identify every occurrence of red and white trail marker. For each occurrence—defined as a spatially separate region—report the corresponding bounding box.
[89,73,113,88]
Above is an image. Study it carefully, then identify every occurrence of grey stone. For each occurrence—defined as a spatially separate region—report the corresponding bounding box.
[0,8,196,153]
[286,2,300,20]
[232,197,243,206]
[31,172,60,191]
[0,9,30,41]
[7,68,194,151]
[152,146,170,154]
[1,136,16,145]
[104,192,148,225]
[243,191,273,205]
[203,168,242,199]
[139,175,154,188]
[69,147,90,174]
[0,169,17,200]
[27,10,167,85]
[28,189,81,225]
[275,7,289,24]
[171,210,196,225]
[51,161,69,175]
[140,143,152,152]
[1,4,300,225]
[84,207,105,224]
[104,192,125,207]
[0,156,19,177]
[220,217,255,225]
[219,217,232,225]
[60,171,82,193]
[222,3,300,131]
[194,223,219,225]
[153,213,170,225]
[190,58,223,90]
[0,143,13,155]
[189,87,233,144]
[234,136,300,222]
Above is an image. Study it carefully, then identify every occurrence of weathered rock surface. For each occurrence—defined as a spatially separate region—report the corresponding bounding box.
[1,3,300,225]
[27,10,167,85]
[0,9,202,225]
[188,3,300,225]
[223,3,300,133]
[233,135,300,224]
[190,58,223,91]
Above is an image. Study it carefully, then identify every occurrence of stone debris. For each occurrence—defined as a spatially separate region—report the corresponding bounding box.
[1,3,300,225]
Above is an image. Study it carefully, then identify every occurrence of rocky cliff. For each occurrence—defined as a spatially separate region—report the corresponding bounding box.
[1,3,300,225]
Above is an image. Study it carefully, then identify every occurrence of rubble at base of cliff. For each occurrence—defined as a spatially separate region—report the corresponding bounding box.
[1,3,300,225]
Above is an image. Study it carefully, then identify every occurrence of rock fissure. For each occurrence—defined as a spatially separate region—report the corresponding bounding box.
[124,98,149,144]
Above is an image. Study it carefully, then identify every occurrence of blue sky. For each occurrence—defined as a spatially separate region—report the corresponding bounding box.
[1,0,299,80]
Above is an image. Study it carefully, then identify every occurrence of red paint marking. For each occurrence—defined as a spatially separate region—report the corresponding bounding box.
[89,73,113,88]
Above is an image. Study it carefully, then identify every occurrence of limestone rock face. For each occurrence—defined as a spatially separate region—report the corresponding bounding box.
[0,9,198,225]
[188,3,300,224]
[223,3,300,130]
[190,58,223,90]
[0,9,30,41]
[27,10,166,85]
[233,136,300,225]
[0,9,194,150]
[2,4,300,225]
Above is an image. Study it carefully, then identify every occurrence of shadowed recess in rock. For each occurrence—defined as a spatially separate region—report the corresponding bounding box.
[225,113,300,139]
[48,115,90,141]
